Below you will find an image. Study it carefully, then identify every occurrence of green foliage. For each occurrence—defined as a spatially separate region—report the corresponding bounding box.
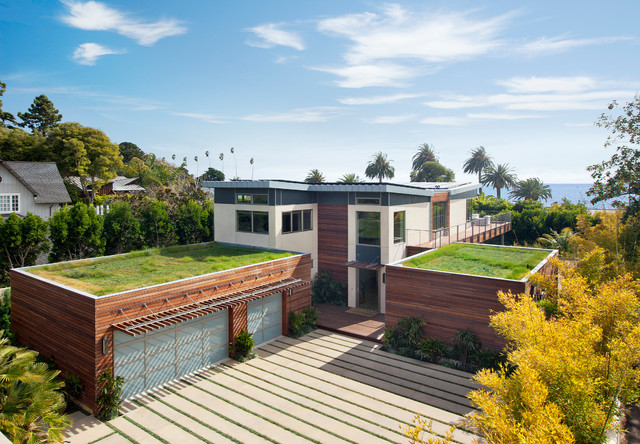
[537,227,574,254]
[232,329,255,361]
[0,126,44,161]
[0,212,49,283]
[17,94,62,136]
[199,167,225,182]
[472,193,512,216]
[311,271,347,306]
[96,368,124,421]
[337,173,363,183]
[0,81,16,127]
[288,306,319,338]
[411,143,438,171]
[0,334,70,442]
[510,177,553,202]
[0,290,11,341]
[49,202,105,262]
[451,329,481,371]
[410,161,455,182]
[416,337,447,363]
[103,201,142,255]
[175,200,211,245]
[588,96,640,218]
[62,373,84,405]
[138,200,175,247]
[481,163,517,199]
[463,146,493,185]
[304,168,325,183]
[365,151,395,183]
[382,317,425,358]
[118,141,145,164]
[537,298,560,318]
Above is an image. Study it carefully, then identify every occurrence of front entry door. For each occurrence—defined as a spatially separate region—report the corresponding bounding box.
[358,268,378,311]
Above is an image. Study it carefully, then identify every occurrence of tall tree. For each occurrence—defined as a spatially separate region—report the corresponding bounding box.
[510,177,552,202]
[0,81,16,128]
[481,163,517,199]
[365,151,395,183]
[175,200,211,245]
[230,147,237,179]
[411,143,437,171]
[410,161,455,182]
[0,213,49,271]
[588,96,640,217]
[46,122,123,201]
[463,146,494,185]
[0,336,70,442]
[0,127,42,161]
[118,141,145,164]
[304,169,325,183]
[337,173,363,183]
[17,94,62,136]
[139,200,175,248]
[103,201,142,255]
[199,167,225,182]
[48,203,105,262]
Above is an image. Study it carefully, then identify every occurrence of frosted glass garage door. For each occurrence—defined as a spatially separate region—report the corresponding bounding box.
[248,292,282,345]
[114,309,228,400]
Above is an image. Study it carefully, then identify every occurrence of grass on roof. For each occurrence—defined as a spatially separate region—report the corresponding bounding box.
[28,243,294,296]
[403,243,550,280]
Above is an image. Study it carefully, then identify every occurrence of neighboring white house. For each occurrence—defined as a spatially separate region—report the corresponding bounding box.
[202,180,494,313]
[0,160,71,220]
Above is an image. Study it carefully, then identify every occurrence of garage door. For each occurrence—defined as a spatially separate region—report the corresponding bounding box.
[247,292,282,345]
[114,309,228,400]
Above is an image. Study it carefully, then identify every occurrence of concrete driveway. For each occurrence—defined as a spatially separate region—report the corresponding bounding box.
[65,330,481,443]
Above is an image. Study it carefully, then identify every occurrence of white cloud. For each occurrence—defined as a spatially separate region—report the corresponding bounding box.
[241,107,338,123]
[61,1,186,46]
[173,112,226,124]
[498,76,597,94]
[338,93,424,105]
[468,113,544,120]
[311,63,415,88]
[72,42,124,65]
[364,115,414,124]
[420,116,467,126]
[247,23,304,50]
[521,35,632,54]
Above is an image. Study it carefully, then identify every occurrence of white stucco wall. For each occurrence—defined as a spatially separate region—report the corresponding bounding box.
[449,197,469,228]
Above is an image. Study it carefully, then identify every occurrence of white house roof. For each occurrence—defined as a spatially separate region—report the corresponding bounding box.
[202,179,479,197]
[0,160,71,204]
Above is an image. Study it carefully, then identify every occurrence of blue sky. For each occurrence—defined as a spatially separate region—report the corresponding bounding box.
[1,1,638,184]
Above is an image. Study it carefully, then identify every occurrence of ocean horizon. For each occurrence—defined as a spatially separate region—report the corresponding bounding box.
[498,183,615,209]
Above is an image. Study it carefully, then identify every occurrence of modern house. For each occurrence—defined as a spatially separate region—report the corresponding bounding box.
[0,160,71,219]
[10,243,312,412]
[202,180,512,313]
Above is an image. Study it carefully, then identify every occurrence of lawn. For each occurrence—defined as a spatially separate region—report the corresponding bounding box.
[404,243,551,280]
[28,243,294,296]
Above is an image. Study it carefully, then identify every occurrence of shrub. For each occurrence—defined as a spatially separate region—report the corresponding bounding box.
[473,348,506,372]
[96,368,124,421]
[417,337,447,363]
[288,306,319,338]
[382,317,425,358]
[63,373,84,405]
[232,329,255,361]
[0,289,10,340]
[451,329,482,371]
[537,299,560,318]
[311,271,347,306]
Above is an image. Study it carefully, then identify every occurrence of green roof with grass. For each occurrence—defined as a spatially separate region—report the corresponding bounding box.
[403,243,551,280]
[27,243,295,296]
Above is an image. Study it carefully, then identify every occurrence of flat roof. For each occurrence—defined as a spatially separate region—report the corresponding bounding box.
[24,243,296,297]
[399,243,555,281]
[201,179,479,197]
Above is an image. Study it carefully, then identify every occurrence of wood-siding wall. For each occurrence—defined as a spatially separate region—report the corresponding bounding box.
[317,204,348,285]
[11,253,311,413]
[385,265,526,351]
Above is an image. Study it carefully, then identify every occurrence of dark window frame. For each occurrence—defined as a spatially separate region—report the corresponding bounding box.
[357,211,381,246]
[282,209,313,234]
[432,202,447,230]
[236,210,269,234]
[393,211,405,243]
[236,193,268,205]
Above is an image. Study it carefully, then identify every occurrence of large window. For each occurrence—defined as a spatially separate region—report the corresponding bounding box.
[282,210,312,234]
[237,211,269,233]
[236,193,268,205]
[432,202,447,230]
[357,211,380,246]
[393,211,405,243]
[356,197,380,205]
[0,194,19,213]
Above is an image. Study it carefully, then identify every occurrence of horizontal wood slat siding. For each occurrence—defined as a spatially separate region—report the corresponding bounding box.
[12,253,311,414]
[385,266,526,351]
[10,270,97,410]
[317,204,348,285]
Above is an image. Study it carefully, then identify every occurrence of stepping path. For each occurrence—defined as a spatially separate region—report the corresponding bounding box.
[64,330,482,444]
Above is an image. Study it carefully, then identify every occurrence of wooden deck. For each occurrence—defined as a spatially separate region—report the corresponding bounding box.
[408,221,512,254]
[316,303,385,342]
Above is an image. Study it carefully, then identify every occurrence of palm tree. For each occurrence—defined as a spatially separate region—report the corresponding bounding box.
[305,169,325,183]
[250,157,254,180]
[205,150,210,168]
[219,152,224,175]
[194,155,199,177]
[463,146,494,185]
[0,335,70,442]
[337,173,363,183]
[537,227,574,255]
[411,143,437,171]
[481,163,517,199]
[230,147,237,178]
[410,161,455,182]
[365,151,395,183]
[510,177,553,202]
